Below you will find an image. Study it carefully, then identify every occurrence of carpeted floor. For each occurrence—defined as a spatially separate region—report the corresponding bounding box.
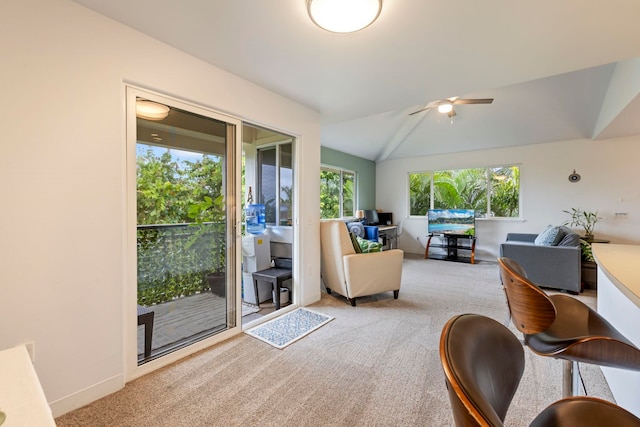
[56,255,613,426]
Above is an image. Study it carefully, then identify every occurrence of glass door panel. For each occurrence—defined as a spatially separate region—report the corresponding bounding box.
[133,93,237,364]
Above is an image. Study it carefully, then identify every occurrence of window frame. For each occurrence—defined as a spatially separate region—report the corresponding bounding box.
[256,141,294,226]
[408,164,521,220]
[320,164,357,219]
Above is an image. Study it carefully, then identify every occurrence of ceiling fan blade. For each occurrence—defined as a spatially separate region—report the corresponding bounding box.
[408,101,438,116]
[452,98,494,105]
[409,106,432,116]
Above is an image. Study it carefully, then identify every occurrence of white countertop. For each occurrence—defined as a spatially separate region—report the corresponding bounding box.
[0,345,56,426]
[592,243,640,307]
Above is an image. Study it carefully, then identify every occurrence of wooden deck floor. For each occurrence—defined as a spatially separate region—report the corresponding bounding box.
[137,293,226,357]
[137,293,272,358]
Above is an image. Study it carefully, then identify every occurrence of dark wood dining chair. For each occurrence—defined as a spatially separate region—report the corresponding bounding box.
[497,256,640,398]
[440,313,640,426]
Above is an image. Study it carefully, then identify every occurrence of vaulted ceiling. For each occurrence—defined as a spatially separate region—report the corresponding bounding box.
[72,0,640,161]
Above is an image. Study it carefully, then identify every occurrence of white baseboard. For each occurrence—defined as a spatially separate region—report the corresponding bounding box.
[49,374,124,418]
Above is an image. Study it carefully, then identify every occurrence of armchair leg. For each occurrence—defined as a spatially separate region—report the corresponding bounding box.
[348,298,356,307]
[326,287,332,295]
[393,290,399,299]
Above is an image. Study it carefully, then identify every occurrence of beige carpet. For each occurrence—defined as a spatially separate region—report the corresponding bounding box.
[57,255,613,426]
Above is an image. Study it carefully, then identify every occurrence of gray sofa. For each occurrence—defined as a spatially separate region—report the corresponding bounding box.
[499,226,582,293]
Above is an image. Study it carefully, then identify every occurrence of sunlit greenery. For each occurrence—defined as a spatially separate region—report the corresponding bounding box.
[409,166,520,218]
[136,145,225,304]
[320,168,354,218]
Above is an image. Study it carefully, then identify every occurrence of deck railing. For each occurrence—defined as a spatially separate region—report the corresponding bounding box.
[137,222,225,305]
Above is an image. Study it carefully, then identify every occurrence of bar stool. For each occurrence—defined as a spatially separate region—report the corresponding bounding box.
[440,313,640,426]
[498,257,640,397]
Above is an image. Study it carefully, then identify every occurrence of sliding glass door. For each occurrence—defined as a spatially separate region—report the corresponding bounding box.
[129,88,240,364]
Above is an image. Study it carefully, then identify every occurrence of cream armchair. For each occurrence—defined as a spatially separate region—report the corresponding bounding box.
[320,220,403,306]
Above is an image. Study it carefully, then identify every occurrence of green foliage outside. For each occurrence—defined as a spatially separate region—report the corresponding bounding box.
[136,145,226,305]
[137,224,223,305]
[409,166,520,218]
[320,169,354,218]
[409,173,431,217]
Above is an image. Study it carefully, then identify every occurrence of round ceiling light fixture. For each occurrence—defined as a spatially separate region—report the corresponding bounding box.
[136,100,170,121]
[307,0,382,33]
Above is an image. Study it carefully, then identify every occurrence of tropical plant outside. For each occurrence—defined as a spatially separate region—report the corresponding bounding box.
[409,165,520,218]
[320,168,354,219]
[136,144,226,304]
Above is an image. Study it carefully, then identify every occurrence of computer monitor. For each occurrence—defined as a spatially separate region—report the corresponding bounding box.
[364,209,379,225]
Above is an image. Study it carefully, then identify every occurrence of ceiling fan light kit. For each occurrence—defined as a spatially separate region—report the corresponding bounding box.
[437,103,453,114]
[307,0,382,33]
[410,97,494,116]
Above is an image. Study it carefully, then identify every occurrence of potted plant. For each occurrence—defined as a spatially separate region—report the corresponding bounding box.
[187,195,227,297]
[562,208,600,240]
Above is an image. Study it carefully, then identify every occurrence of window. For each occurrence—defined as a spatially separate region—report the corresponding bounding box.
[257,142,293,226]
[320,166,355,219]
[409,165,520,218]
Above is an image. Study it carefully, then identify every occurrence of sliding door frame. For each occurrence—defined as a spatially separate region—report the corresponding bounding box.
[125,85,243,381]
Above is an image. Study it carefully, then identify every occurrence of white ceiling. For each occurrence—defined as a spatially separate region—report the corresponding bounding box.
[72,0,640,161]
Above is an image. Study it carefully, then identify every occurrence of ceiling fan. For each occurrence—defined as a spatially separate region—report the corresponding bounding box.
[409,97,494,117]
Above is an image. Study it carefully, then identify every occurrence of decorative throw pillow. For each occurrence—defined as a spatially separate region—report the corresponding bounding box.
[557,226,579,247]
[349,232,363,254]
[534,225,564,246]
[355,235,383,253]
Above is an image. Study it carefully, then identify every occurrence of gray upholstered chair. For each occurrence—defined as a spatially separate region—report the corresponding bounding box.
[499,225,581,293]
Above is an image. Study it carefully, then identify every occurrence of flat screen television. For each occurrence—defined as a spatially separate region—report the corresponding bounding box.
[427,209,475,236]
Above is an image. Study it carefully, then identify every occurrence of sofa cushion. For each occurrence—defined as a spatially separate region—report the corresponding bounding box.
[534,225,564,246]
[557,226,579,247]
[349,232,363,253]
[355,235,383,253]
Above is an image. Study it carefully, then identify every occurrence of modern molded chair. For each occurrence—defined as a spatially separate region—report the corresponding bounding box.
[497,256,640,397]
[440,313,640,427]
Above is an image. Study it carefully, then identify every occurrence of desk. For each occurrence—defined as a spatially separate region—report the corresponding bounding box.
[252,267,292,310]
[0,345,56,426]
[377,225,398,250]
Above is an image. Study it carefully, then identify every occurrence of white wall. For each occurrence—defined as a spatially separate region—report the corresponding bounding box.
[377,137,640,261]
[0,0,321,416]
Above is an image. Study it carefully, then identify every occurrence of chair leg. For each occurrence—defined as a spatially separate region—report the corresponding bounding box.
[326,287,332,295]
[393,290,399,299]
[348,298,356,307]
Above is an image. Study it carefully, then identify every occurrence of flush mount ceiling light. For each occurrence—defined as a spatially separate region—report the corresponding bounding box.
[307,0,382,33]
[136,100,170,121]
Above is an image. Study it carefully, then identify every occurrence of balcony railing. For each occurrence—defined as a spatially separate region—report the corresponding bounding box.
[137,222,225,306]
